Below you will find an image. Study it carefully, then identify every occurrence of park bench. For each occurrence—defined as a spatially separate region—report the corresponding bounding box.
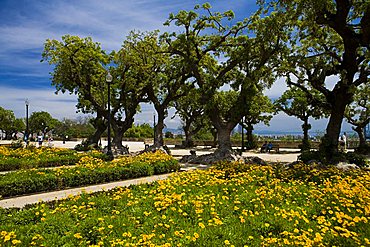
[270,144,280,153]
[260,143,280,153]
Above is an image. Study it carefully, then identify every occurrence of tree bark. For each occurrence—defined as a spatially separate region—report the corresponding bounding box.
[301,118,311,151]
[216,125,234,151]
[183,129,194,148]
[87,116,106,146]
[154,107,166,148]
[111,124,124,149]
[355,126,366,147]
[319,95,348,161]
[111,117,134,150]
[246,123,254,149]
[354,125,369,153]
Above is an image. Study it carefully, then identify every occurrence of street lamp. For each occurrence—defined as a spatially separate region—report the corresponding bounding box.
[25,99,29,146]
[241,116,245,152]
[106,71,113,160]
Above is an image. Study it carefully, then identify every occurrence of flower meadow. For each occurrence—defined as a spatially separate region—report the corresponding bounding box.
[1,161,369,246]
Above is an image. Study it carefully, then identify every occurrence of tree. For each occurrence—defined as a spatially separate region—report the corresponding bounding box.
[54,117,95,139]
[140,31,193,148]
[242,92,274,149]
[109,30,165,149]
[268,0,370,161]
[0,107,25,140]
[162,4,288,154]
[42,33,152,150]
[274,86,326,150]
[42,35,111,146]
[344,84,370,153]
[29,111,59,136]
[174,88,208,147]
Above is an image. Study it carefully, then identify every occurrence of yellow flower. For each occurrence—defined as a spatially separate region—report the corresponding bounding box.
[74,233,82,239]
[224,239,230,245]
[199,222,205,229]
[12,239,22,245]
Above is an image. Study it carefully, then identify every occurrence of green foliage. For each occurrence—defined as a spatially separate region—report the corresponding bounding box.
[193,127,215,140]
[345,152,369,168]
[123,123,153,138]
[299,150,369,167]
[74,140,98,152]
[29,111,59,135]
[245,137,258,150]
[0,148,78,172]
[269,0,369,159]
[175,88,209,144]
[244,92,274,127]
[0,107,25,139]
[54,118,95,138]
[274,86,326,120]
[298,150,323,163]
[0,154,179,198]
[164,131,174,139]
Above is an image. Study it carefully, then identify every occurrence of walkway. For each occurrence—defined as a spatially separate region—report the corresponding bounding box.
[0,173,171,209]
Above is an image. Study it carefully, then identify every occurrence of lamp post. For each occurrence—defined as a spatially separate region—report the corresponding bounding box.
[106,72,113,160]
[241,116,245,152]
[25,99,29,146]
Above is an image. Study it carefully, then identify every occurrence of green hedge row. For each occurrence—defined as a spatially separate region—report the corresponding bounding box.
[0,152,109,172]
[0,160,179,198]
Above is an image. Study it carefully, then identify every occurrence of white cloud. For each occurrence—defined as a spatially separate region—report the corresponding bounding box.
[264,77,287,99]
[0,86,79,120]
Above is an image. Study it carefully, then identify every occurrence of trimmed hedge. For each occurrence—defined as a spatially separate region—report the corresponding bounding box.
[0,159,179,198]
[299,150,369,167]
[0,152,109,172]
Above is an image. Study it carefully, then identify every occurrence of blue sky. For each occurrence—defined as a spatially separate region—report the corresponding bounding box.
[0,0,351,134]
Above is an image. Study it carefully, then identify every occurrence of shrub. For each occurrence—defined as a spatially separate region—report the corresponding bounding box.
[299,150,368,167]
[298,150,323,163]
[345,152,368,167]
[0,151,178,198]
[9,140,24,149]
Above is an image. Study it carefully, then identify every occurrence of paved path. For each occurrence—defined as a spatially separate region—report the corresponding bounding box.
[0,174,171,209]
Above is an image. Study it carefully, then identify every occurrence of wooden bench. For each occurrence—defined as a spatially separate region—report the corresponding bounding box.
[270,144,280,153]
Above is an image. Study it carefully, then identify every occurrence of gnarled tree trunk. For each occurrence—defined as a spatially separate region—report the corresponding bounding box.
[215,123,235,151]
[319,91,348,161]
[353,125,369,154]
[87,114,106,146]
[154,107,166,148]
[301,118,311,151]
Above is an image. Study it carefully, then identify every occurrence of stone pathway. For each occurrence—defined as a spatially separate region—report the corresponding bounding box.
[0,173,171,209]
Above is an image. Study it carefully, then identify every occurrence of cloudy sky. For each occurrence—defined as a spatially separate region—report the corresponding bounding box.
[0,0,351,134]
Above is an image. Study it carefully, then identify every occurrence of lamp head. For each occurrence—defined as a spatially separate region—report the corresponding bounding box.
[106,72,113,83]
